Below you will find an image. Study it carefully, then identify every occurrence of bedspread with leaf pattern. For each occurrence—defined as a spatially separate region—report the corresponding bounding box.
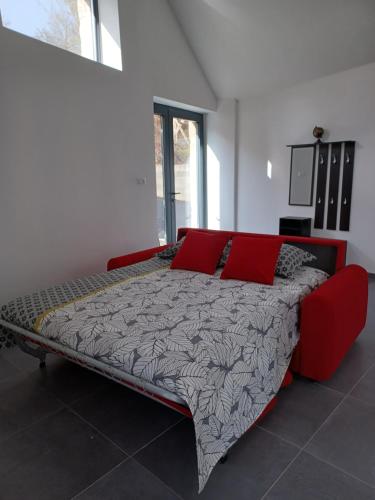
[36,266,328,492]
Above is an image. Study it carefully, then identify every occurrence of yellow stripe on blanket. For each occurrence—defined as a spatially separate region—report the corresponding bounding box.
[34,266,170,334]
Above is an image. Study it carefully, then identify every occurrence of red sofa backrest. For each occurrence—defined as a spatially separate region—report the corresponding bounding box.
[177,228,347,275]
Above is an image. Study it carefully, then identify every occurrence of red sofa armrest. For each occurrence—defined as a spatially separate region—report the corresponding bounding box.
[107,244,170,271]
[291,264,368,381]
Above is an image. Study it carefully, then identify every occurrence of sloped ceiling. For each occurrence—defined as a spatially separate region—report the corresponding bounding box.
[169,0,375,99]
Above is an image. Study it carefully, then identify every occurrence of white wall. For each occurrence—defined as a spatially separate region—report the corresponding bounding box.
[237,62,375,272]
[206,99,237,231]
[0,0,216,304]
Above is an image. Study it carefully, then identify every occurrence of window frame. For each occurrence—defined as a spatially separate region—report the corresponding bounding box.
[92,0,102,63]
[154,103,207,243]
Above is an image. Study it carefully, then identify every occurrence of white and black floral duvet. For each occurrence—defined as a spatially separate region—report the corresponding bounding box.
[34,264,328,492]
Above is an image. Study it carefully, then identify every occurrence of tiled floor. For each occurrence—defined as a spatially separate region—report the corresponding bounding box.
[0,277,374,499]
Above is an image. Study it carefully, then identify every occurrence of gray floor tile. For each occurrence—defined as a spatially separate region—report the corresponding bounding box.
[0,408,126,500]
[31,357,110,404]
[306,396,375,487]
[136,419,298,500]
[350,363,375,405]
[320,339,375,393]
[0,372,63,442]
[75,458,180,500]
[0,354,21,381]
[265,452,375,500]
[259,378,343,446]
[72,382,183,455]
[0,346,60,373]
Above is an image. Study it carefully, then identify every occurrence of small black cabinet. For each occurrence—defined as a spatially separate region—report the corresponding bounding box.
[279,217,312,237]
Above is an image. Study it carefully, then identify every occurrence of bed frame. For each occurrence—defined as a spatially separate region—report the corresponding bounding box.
[1,228,368,440]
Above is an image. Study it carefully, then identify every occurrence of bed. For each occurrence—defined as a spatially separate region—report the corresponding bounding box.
[0,228,368,492]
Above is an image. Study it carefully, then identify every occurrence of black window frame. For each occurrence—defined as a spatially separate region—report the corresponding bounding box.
[92,0,102,63]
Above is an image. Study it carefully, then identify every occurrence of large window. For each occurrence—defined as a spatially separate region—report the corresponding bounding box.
[154,104,206,245]
[0,0,122,70]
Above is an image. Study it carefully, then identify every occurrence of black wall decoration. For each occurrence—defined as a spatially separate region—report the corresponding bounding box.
[340,141,355,231]
[288,138,356,232]
[314,143,329,229]
[326,142,342,230]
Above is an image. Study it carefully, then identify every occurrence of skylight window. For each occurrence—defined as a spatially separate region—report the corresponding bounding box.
[0,0,122,70]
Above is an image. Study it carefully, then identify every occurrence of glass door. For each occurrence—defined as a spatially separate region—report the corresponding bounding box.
[154,104,205,244]
[154,113,167,245]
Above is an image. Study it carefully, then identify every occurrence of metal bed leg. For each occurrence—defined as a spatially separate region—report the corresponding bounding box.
[39,354,47,369]
[13,333,48,368]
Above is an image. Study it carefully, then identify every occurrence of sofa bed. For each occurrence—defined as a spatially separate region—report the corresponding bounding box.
[0,228,368,492]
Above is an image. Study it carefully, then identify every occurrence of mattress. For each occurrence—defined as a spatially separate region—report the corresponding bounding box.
[0,260,328,492]
[0,257,168,348]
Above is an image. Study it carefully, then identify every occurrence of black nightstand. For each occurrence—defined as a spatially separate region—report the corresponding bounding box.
[279,217,312,237]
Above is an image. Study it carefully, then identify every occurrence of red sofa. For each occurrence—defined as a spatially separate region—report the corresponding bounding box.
[108,227,368,382]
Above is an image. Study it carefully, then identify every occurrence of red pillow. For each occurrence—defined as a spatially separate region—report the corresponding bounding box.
[221,236,282,285]
[171,231,229,275]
